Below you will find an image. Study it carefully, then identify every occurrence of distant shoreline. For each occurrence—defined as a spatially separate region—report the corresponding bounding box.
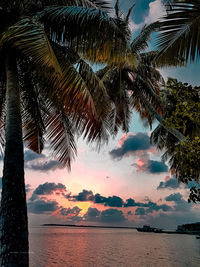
[42,224,137,230]
[42,224,200,235]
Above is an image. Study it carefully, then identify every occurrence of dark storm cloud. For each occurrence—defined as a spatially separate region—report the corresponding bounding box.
[84,207,101,221]
[24,149,63,172]
[134,158,168,174]
[105,196,124,207]
[69,190,95,202]
[33,182,67,195]
[68,190,123,207]
[0,177,2,189]
[157,176,200,190]
[135,208,146,215]
[165,193,191,212]
[145,202,172,214]
[26,159,62,172]
[124,199,172,212]
[27,199,59,214]
[24,150,45,162]
[165,193,183,202]
[68,190,172,214]
[157,177,179,190]
[145,160,168,173]
[94,193,107,204]
[124,198,146,207]
[84,208,126,223]
[59,206,82,217]
[109,133,151,159]
[30,182,67,201]
[124,198,137,207]
[100,209,126,223]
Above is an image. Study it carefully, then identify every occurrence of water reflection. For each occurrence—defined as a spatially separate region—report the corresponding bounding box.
[29,227,200,267]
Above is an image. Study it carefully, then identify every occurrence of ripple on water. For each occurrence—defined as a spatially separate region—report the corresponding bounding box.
[29,227,200,267]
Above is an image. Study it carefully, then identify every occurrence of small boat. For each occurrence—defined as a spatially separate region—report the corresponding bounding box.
[136,225,163,233]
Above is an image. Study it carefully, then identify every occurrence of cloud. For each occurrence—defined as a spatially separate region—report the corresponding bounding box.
[33,182,67,195]
[124,198,137,207]
[133,156,168,174]
[125,198,172,214]
[28,199,59,214]
[128,0,166,32]
[135,208,146,215]
[59,206,82,221]
[145,201,172,213]
[25,159,62,172]
[94,193,108,204]
[109,133,151,159]
[24,150,45,162]
[157,176,179,190]
[69,189,94,202]
[157,176,200,190]
[165,193,183,202]
[68,190,123,207]
[144,0,166,25]
[84,207,101,221]
[84,208,126,223]
[24,149,63,172]
[0,177,2,189]
[105,196,124,207]
[30,182,67,201]
[109,132,166,174]
[100,209,126,223]
[130,0,155,24]
[165,193,192,212]
[68,189,172,214]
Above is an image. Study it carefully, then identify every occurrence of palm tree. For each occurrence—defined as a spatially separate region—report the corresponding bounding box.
[157,0,200,63]
[95,2,164,134]
[0,1,132,265]
[94,0,188,141]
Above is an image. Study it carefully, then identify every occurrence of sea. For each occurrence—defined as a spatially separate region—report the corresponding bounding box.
[29,226,200,267]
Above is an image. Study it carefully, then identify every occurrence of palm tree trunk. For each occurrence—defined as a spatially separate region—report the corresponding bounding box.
[0,55,29,266]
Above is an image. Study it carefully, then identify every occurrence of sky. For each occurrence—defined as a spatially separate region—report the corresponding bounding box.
[1,0,200,230]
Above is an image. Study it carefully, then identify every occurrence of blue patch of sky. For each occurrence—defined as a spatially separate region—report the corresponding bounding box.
[160,63,200,86]
[117,0,155,24]
[131,0,155,24]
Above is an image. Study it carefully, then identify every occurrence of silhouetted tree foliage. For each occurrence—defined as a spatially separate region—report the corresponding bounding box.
[151,78,200,202]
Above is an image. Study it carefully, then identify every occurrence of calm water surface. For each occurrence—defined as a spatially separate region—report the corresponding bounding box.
[29,227,200,267]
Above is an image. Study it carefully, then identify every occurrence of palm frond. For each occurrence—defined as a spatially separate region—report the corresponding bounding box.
[157,0,200,63]
[39,0,112,12]
[0,17,62,74]
[19,60,46,153]
[114,0,120,19]
[45,108,77,170]
[125,4,135,24]
[131,22,160,54]
[32,44,111,146]
[0,79,6,153]
[38,6,134,65]
[77,59,111,119]
[99,66,132,133]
